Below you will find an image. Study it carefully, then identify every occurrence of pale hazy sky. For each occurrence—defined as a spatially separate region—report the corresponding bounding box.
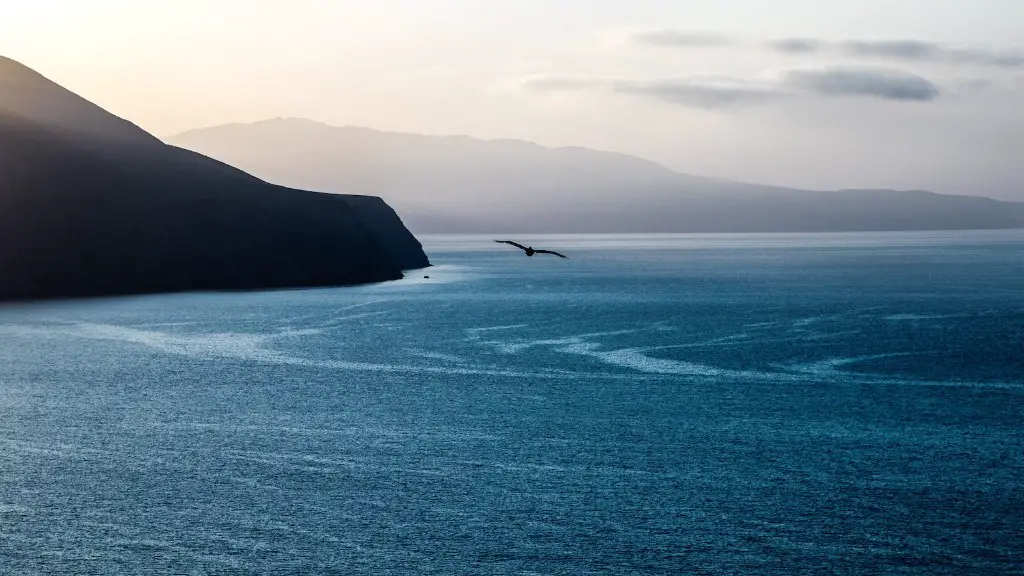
[2,0,1022,198]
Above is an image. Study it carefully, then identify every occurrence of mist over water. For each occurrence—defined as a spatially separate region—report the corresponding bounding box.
[1,231,1022,574]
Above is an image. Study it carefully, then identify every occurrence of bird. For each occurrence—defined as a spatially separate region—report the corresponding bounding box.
[494,240,568,259]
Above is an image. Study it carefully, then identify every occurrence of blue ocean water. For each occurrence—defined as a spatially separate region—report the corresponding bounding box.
[0,231,1022,574]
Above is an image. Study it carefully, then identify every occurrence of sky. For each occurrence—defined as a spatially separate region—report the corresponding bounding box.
[2,0,1022,199]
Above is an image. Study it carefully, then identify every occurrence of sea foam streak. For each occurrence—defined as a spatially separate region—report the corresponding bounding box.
[37,321,645,382]
[1,298,1018,389]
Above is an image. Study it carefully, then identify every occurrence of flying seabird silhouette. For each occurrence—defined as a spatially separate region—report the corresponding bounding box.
[494,240,568,259]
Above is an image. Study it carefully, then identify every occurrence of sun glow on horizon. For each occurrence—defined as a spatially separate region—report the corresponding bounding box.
[2,0,1022,199]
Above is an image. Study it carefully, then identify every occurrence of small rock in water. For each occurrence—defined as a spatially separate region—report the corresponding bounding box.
[424,275,430,279]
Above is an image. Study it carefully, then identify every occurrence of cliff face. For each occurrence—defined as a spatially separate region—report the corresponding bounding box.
[339,194,430,270]
[0,56,429,302]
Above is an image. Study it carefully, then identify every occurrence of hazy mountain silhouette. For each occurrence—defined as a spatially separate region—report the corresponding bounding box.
[0,57,427,302]
[170,118,1024,234]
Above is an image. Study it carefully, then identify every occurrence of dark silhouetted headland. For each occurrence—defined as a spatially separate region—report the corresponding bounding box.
[169,118,1024,234]
[0,57,428,302]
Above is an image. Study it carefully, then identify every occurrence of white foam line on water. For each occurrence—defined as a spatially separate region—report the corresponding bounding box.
[764,353,1023,389]
[479,340,545,354]
[466,324,761,379]
[277,299,391,324]
[566,328,642,339]
[799,330,863,341]
[554,341,764,379]
[59,322,647,382]
[315,310,391,327]
[464,324,529,338]
[744,321,783,329]
[784,353,920,376]
[269,327,327,338]
[884,313,964,321]
[463,325,783,379]
[472,328,1024,389]
[128,321,200,328]
[646,333,753,350]
[276,311,392,338]
[404,349,467,364]
[6,317,1019,390]
[656,330,862,351]
[791,313,853,328]
[473,328,798,380]
[474,328,642,355]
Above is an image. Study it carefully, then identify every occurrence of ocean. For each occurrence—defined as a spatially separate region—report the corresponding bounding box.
[1,231,1022,574]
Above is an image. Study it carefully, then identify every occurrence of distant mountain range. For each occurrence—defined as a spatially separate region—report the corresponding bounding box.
[0,57,427,301]
[170,118,1024,234]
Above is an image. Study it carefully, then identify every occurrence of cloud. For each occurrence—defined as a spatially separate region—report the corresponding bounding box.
[782,67,940,101]
[523,74,783,109]
[610,79,783,109]
[523,66,942,108]
[841,39,939,60]
[631,29,733,47]
[522,65,941,107]
[768,38,1024,69]
[630,29,1023,69]
[768,38,824,54]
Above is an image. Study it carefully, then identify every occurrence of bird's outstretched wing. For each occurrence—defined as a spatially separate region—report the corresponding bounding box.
[534,249,568,259]
[495,240,528,251]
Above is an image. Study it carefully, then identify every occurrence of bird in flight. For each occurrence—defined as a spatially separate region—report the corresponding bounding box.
[494,240,568,259]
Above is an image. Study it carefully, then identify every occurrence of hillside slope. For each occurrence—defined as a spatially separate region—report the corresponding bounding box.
[170,118,1024,234]
[0,57,427,301]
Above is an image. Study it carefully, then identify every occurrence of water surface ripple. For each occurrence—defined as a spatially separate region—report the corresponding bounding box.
[1,231,1022,574]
